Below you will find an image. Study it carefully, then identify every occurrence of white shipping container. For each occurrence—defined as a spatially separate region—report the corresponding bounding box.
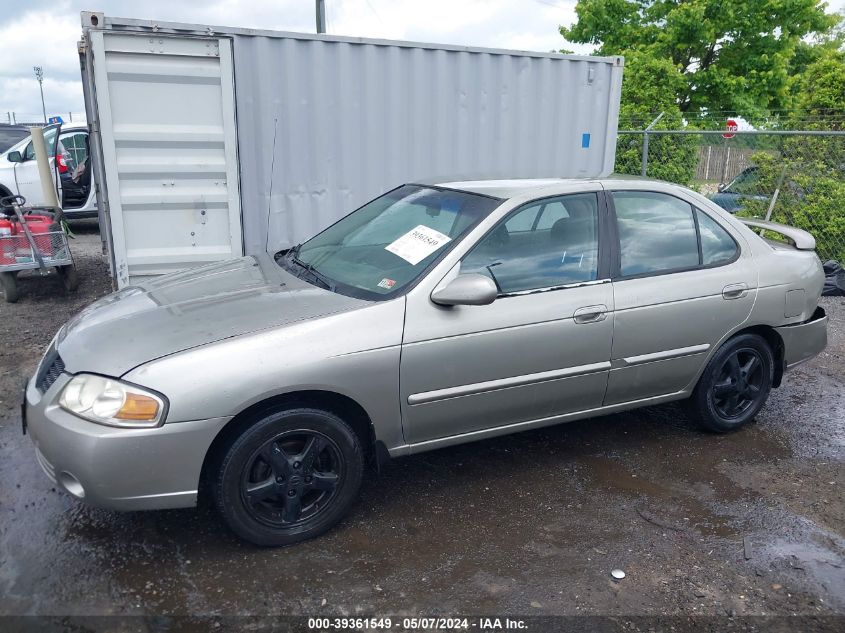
[79,12,624,287]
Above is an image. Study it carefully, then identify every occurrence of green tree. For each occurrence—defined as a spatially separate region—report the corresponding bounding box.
[562,0,839,116]
[794,53,845,125]
[788,18,845,96]
[613,51,698,184]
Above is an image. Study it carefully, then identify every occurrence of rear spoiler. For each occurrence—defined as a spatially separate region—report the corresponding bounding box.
[738,218,816,251]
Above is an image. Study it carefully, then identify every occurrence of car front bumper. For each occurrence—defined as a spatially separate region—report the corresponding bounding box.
[25,373,230,511]
[776,306,828,371]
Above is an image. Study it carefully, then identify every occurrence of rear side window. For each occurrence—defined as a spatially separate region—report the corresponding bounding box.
[697,209,738,265]
[613,192,699,276]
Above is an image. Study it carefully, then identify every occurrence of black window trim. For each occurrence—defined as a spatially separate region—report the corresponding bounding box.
[607,189,741,282]
[460,189,613,299]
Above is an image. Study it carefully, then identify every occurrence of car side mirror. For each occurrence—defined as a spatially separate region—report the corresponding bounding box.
[717,183,726,192]
[431,273,498,306]
[6,150,22,163]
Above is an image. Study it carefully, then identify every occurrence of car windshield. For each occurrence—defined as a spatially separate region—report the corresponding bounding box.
[278,184,502,300]
[723,168,759,194]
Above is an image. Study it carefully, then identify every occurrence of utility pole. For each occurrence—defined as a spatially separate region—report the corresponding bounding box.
[33,66,46,123]
[316,0,326,33]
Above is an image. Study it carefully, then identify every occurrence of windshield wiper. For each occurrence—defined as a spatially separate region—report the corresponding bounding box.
[287,243,303,259]
[286,251,337,292]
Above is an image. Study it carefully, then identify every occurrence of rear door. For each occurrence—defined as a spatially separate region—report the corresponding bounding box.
[604,189,757,405]
[59,130,91,208]
[88,31,242,286]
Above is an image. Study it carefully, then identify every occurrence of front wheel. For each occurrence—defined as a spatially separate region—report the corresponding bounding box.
[214,408,364,546]
[1,272,19,303]
[685,333,774,433]
[56,264,79,292]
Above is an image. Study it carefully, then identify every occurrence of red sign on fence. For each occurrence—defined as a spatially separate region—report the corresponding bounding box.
[723,118,738,139]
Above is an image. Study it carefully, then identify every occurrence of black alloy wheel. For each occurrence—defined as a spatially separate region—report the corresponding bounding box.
[710,347,766,420]
[215,407,363,546]
[241,430,342,527]
[685,333,774,433]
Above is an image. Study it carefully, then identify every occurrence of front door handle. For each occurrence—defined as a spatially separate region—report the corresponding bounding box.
[722,283,748,300]
[574,304,608,324]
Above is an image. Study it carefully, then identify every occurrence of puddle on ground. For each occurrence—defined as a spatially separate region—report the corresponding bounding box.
[751,532,845,609]
[577,454,741,538]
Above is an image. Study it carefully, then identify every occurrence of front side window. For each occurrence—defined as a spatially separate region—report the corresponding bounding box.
[613,191,699,276]
[281,185,501,299]
[461,193,599,294]
[22,127,59,161]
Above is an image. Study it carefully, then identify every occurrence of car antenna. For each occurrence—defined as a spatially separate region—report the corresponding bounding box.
[264,115,279,255]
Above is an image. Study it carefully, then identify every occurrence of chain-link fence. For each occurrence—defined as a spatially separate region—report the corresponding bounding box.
[3,112,86,125]
[616,129,845,263]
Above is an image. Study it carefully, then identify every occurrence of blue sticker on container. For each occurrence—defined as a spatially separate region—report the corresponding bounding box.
[581,133,591,148]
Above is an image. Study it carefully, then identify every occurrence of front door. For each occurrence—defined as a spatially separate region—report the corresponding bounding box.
[401,190,614,446]
[13,124,61,206]
[604,189,757,405]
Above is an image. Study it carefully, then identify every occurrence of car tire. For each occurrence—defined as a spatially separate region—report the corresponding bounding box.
[685,333,774,433]
[214,407,364,546]
[1,272,19,303]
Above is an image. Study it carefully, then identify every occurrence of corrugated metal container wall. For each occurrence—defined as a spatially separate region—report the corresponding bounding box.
[80,15,623,285]
[231,36,623,254]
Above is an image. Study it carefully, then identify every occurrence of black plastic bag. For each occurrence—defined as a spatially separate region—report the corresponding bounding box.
[822,260,845,296]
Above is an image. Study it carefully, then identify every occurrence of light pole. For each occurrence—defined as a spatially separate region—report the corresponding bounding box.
[33,66,46,123]
[316,0,326,33]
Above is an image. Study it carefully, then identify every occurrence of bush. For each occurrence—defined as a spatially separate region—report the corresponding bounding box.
[737,151,845,262]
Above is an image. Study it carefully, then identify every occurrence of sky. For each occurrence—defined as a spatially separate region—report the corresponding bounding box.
[1,0,844,121]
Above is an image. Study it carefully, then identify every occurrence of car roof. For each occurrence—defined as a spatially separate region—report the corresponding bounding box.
[427,174,665,199]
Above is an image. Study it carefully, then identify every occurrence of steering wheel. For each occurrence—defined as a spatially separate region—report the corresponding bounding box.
[0,194,26,209]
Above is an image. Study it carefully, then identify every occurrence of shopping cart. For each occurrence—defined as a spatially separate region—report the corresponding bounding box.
[0,195,79,303]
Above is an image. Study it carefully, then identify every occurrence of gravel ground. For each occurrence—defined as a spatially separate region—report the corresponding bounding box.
[0,227,843,628]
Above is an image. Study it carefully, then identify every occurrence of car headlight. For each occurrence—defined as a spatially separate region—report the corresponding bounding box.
[58,374,167,428]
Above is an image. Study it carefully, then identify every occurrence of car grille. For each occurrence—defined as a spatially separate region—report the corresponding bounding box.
[36,349,65,393]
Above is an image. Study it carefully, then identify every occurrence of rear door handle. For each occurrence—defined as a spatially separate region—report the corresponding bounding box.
[722,283,748,300]
[574,304,608,324]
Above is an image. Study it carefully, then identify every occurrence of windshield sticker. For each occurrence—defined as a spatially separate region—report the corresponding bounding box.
[377,278,396,290]
[385,225,452,265]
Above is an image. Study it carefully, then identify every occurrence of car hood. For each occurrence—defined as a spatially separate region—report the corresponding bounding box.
[56,254,369,376]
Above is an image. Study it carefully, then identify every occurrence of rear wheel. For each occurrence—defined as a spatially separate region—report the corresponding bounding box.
[56,264,79,292]
[1,272,18,303]
[685,333,774,433]
[214,408,364,546]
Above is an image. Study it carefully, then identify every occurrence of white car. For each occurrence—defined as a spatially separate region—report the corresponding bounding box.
[0,123,96,219]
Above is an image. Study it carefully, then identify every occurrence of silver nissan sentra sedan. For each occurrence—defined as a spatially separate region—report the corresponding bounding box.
[24,177,827,546]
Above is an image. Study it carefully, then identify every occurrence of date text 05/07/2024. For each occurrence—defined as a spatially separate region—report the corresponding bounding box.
[307,617,528,630]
